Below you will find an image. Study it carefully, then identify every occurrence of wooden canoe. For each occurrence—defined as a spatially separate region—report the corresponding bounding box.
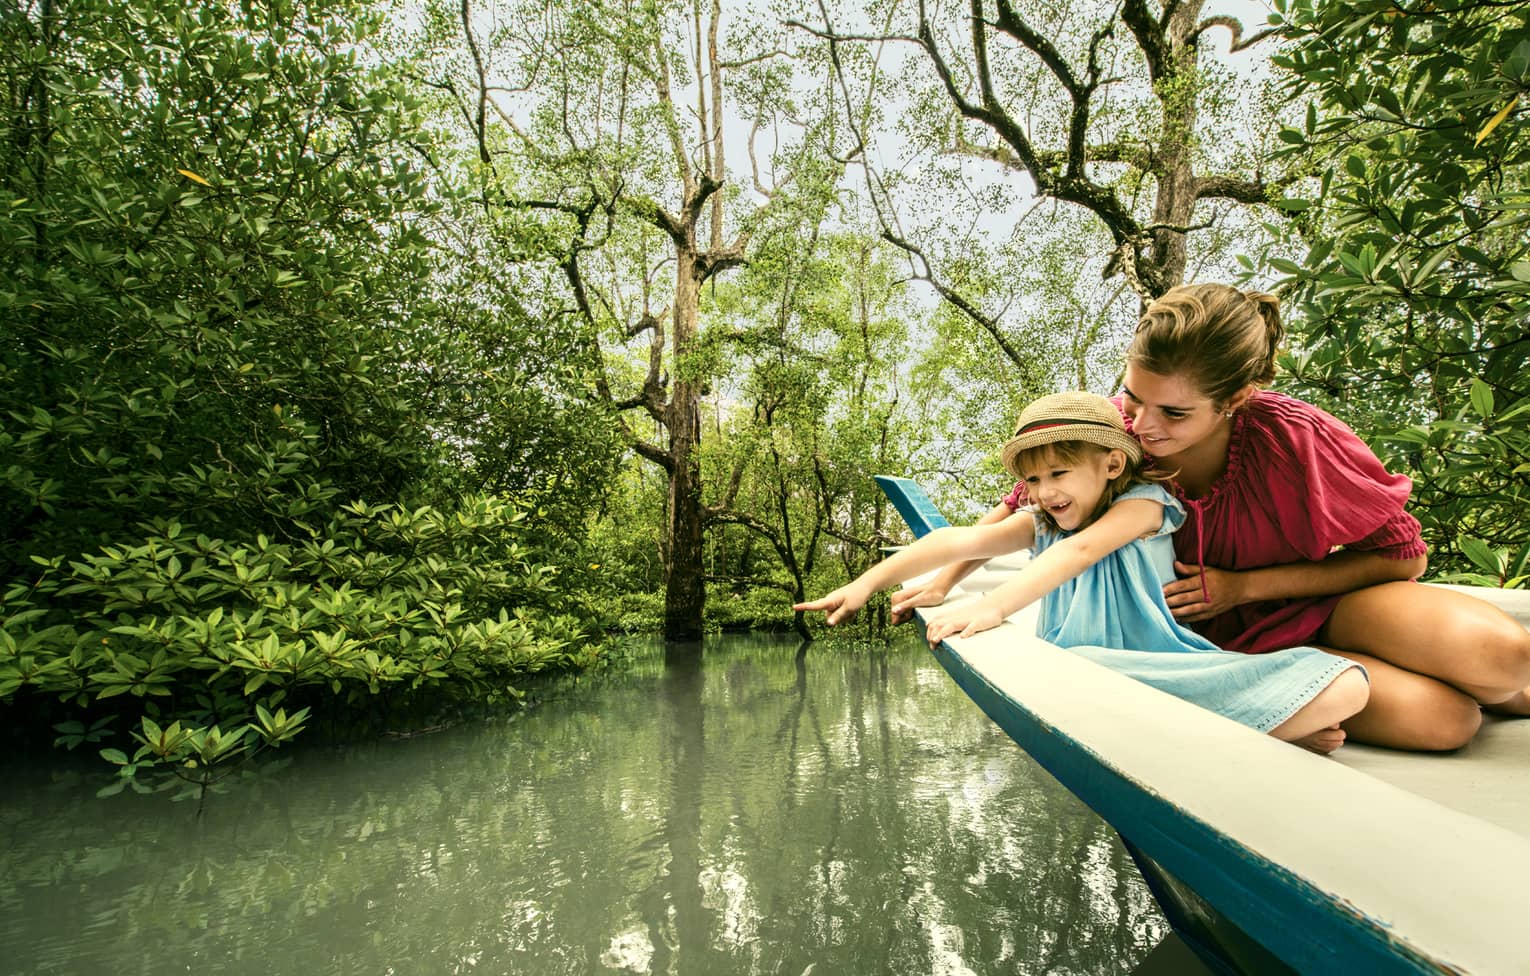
[875,476,1530,975]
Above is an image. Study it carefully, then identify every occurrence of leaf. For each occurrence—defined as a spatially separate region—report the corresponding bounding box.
[1469,379,1494,419]
[1474,95,1519,147]
[176,168,212,186]
[1415,246,1454,282]
[1381,426,1431,446]
[1458,535,1505,576]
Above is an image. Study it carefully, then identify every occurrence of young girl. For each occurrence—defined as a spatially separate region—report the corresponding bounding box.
[795,392,1369,754]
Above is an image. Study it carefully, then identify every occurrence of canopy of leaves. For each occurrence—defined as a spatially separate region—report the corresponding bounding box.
[1265,0,1529,585]
[0,0,611,775]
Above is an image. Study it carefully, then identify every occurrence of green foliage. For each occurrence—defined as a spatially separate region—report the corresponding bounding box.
[3,498,587,794]
[398,225,625,548]
[0,0,612,787]
[0,0,435,569]
[692,231,926,623]
[1263,0,1530,584]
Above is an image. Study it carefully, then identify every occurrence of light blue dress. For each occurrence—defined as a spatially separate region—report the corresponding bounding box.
[1030,483,1362,733]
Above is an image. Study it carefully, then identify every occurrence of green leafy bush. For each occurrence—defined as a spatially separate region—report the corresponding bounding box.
[0,0,611,794]
[1,496,586,794]
[1262,0,1529,584]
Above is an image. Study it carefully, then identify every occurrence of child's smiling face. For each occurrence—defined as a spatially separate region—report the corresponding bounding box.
[1020,445,1123,531]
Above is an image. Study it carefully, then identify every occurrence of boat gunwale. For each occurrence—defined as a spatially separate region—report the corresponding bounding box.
[924,626,1475,974]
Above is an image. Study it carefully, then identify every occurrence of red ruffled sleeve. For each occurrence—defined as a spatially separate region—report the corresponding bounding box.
[1001,481,1027,511]
[1247,394,1425,561]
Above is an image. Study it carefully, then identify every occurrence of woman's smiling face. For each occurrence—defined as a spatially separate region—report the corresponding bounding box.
[1120,366,1227,461]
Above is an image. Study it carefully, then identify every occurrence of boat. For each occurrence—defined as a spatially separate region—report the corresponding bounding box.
[874,475,1530,975]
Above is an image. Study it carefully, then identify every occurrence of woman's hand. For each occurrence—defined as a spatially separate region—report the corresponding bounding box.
[923,600,1005,645]
[889,582,950,625]
[793,582,874,626]
[1163,561,1248,622]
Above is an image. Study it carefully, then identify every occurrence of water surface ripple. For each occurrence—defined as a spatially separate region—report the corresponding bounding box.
[0,633,1164,974]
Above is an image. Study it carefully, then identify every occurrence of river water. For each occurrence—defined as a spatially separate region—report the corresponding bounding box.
[0,633,1164,975]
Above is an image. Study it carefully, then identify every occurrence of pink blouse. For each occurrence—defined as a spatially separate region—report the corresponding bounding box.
[1003,391,1426,653]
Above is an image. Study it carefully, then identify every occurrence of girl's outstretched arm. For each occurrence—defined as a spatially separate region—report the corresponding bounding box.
[794,515,1037,626]
[925,497,1163,643]
[890,501,1017,623]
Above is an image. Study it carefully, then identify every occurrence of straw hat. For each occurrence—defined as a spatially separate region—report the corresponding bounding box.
[1000,391,1142,475]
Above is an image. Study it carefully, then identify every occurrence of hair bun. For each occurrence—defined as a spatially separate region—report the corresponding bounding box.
[1247,289,1283,354]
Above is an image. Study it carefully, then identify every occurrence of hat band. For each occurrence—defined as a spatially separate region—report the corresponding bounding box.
[1015,417,1122,436]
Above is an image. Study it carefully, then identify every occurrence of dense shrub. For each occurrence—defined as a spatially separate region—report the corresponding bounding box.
[1264,0,1530,586]
[0,0,610,794]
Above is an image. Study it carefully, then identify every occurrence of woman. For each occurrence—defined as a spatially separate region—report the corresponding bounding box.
[894,284,1530,750]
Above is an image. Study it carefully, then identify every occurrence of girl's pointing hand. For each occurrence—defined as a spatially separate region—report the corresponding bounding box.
[793,583,872,626]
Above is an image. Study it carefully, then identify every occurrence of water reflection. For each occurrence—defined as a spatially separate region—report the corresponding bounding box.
[0,633,1163,974]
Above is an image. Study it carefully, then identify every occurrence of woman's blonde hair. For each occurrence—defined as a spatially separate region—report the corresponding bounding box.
[1009,440,1168,532]
[1128,283,1284,407]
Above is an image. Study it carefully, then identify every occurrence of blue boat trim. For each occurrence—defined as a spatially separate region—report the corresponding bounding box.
[873,475,951,538]
[1121,841,1293,976]
[922,630,1454,974]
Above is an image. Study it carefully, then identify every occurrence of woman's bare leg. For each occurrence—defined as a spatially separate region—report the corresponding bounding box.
[1487,688,1530,716]
[1269,665,1369,754]
[1320,582,1530,714]
[1311,649,1482,751]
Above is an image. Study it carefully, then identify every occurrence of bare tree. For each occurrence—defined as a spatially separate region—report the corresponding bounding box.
[421,0,824,638]
[801,0,1286,314]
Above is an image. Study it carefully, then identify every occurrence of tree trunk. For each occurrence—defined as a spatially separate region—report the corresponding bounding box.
[663,253,706,639]
[1147,2,1205,292]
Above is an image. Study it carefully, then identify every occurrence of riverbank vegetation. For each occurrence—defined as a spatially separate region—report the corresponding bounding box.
[2,0,1525,779]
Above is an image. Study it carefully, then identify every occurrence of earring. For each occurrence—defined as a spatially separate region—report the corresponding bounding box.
[1224,411,1235,418]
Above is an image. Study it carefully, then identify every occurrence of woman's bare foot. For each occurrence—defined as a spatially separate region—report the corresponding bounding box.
[1290,724,1347,755]
[1484,687,1530,717]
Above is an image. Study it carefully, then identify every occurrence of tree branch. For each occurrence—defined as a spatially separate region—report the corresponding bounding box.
[1193,15,1280,53]
[1194,174,1271,203]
